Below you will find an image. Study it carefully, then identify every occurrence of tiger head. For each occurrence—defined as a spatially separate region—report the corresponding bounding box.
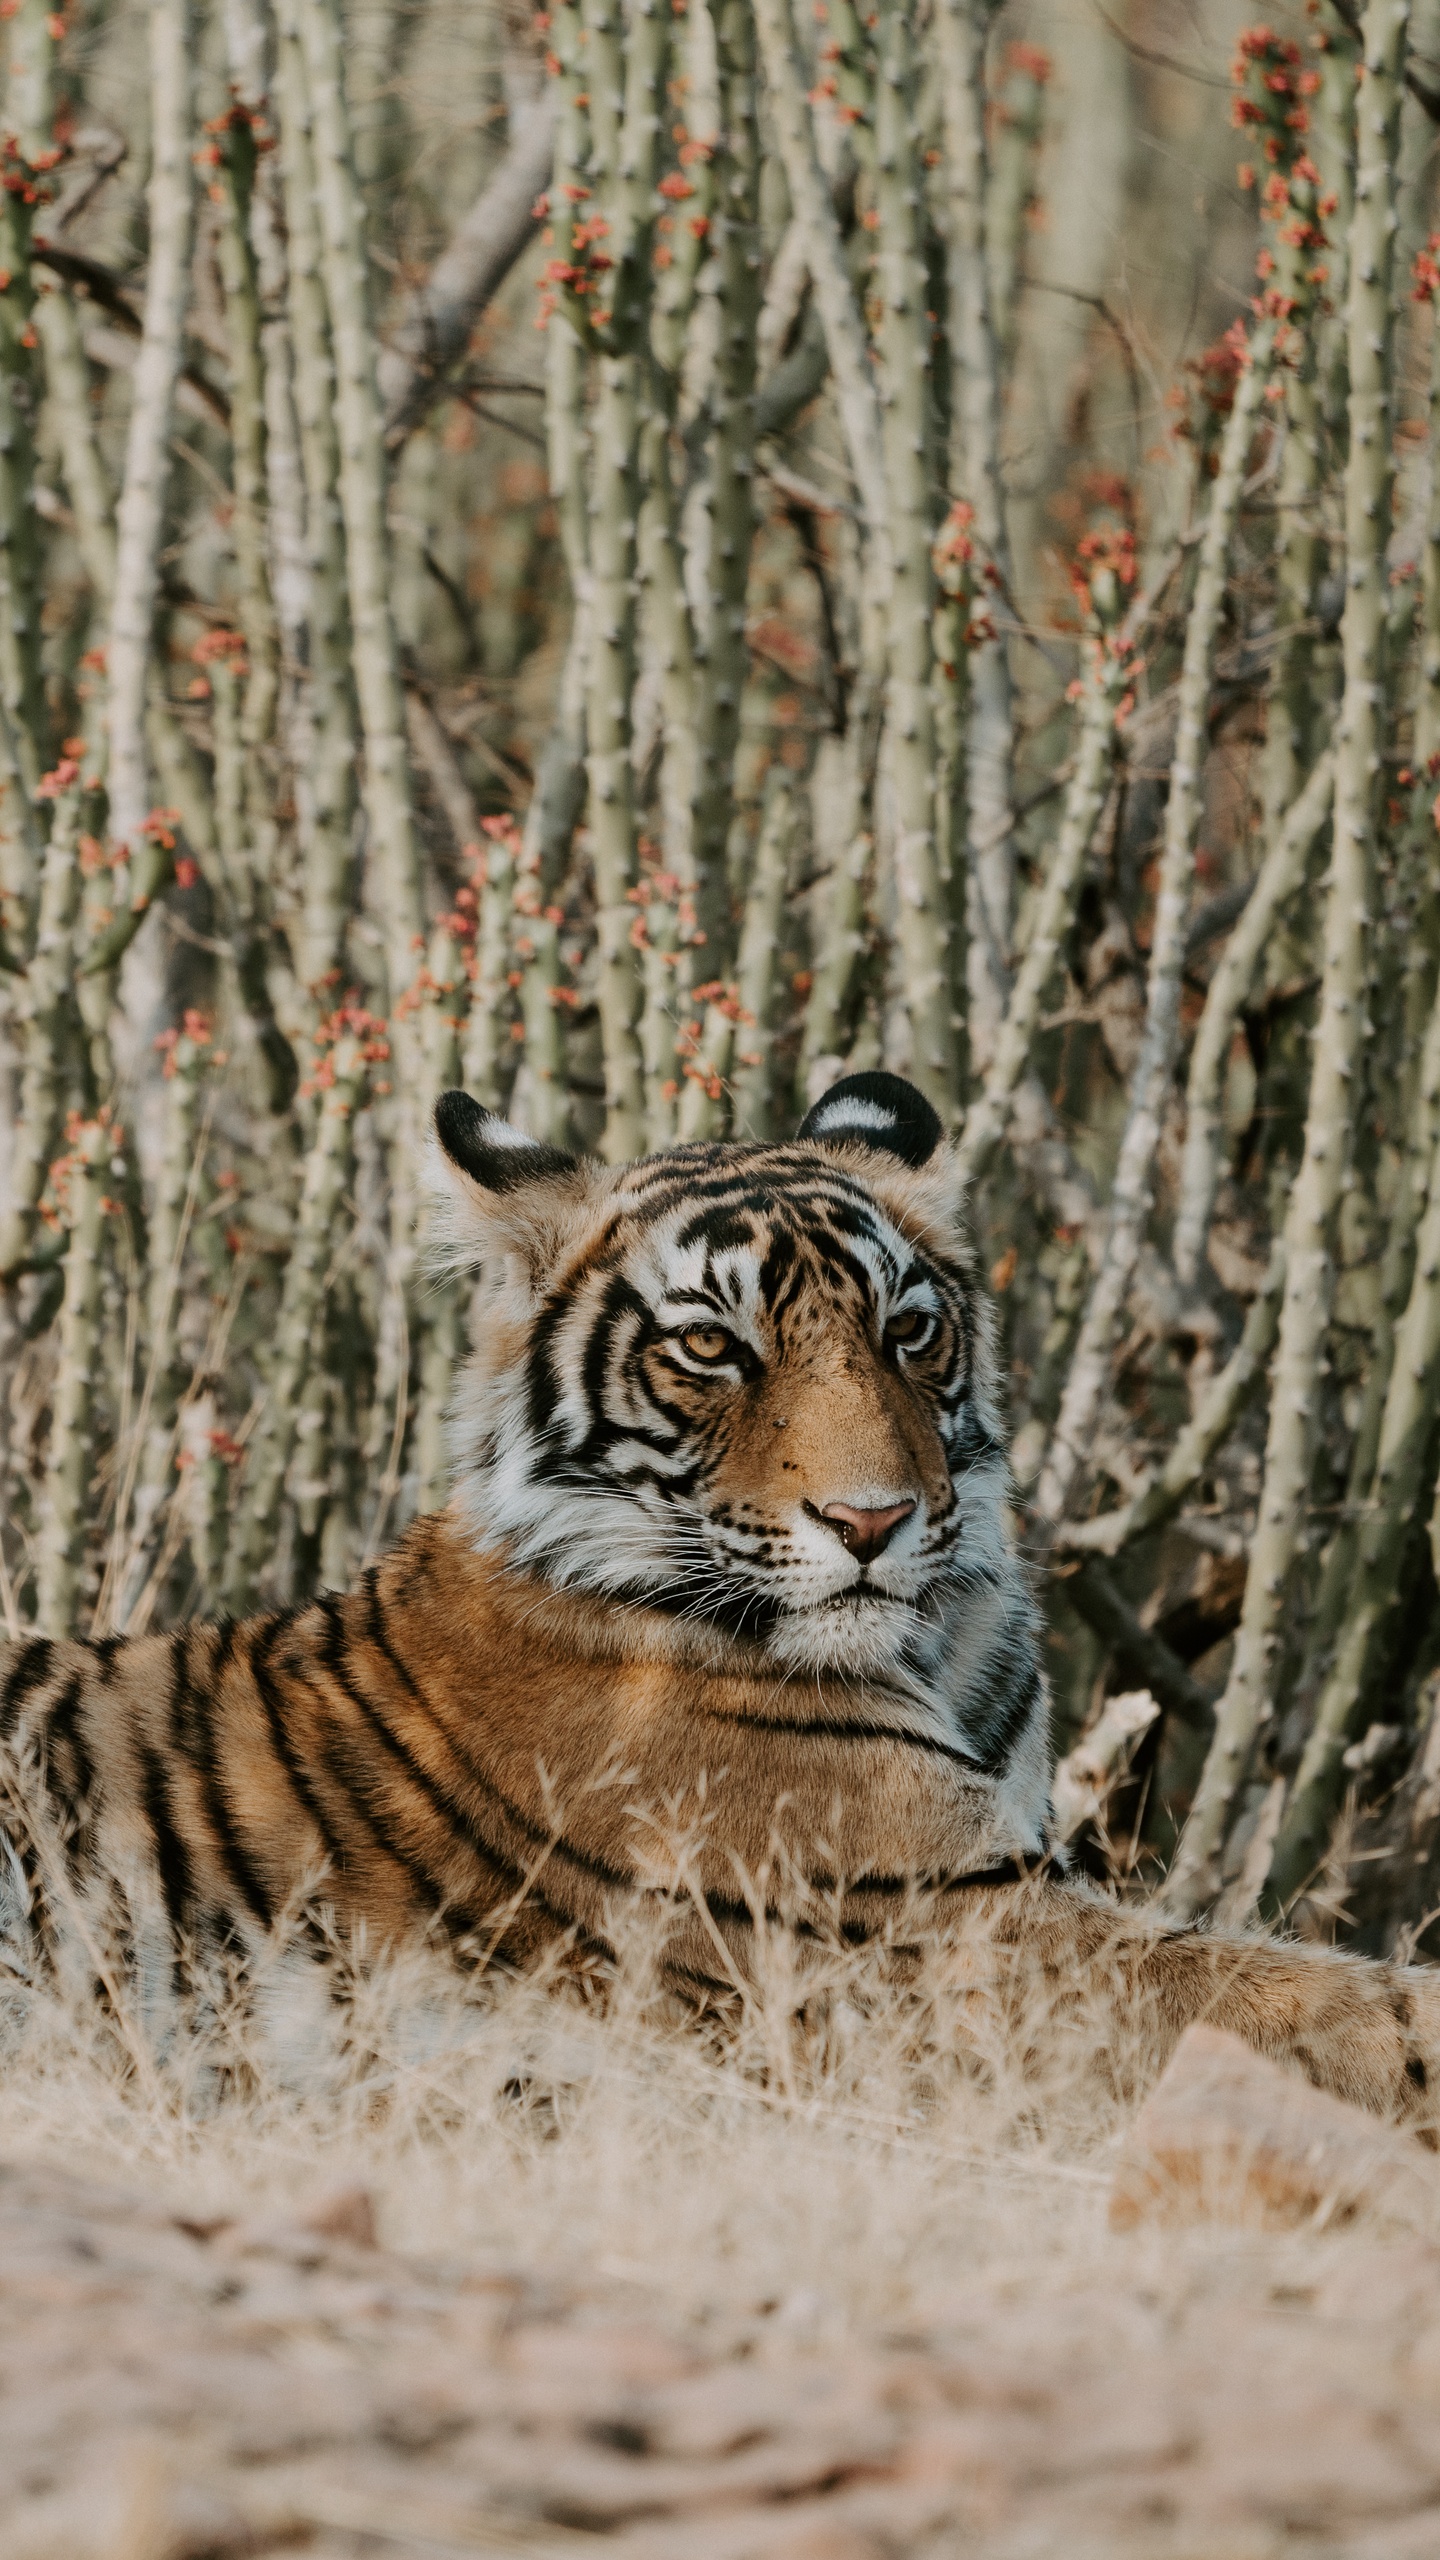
[429,1074,1016,1684]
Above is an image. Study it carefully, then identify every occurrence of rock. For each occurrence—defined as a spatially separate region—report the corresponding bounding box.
[1110,2023,1440,2234]
[297,2182,379,2249]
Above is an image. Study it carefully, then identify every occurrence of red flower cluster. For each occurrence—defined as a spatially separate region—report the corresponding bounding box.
[933,500,998,658]
[35,735,94,800]
[154,1008,220,1080]
[537,182,615,331]
[1070,522,1137,630]
[41,1103,123,1229]
[196,96,274,200]
[1231,26,1319,185]
[0,131,60,209]
[301,1001,391,1104]
[677,982,750,1101]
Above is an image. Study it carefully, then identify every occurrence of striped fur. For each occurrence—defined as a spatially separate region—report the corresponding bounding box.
[4,1073,1440,2120]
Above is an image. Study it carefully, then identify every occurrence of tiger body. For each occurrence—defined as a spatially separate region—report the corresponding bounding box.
[0,1514,1038,1987]
[4,1071,1440,2120]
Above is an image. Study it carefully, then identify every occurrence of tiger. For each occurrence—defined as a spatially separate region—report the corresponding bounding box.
[2,1068,1438,2119]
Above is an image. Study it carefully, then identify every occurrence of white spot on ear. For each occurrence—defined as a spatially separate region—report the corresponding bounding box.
[808,1097,898,1138]
[483,1118,543,1151]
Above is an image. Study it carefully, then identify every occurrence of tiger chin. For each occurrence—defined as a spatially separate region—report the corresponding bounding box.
[3,1069,1440,2130]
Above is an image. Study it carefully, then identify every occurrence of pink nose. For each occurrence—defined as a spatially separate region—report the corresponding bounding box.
[819,1500,917,1567]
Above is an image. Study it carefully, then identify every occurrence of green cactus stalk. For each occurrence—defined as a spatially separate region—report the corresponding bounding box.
[115,1009,215,1622]
[289,0,425,1048]
[872,0,954,1117]
[638,863,682,1148]
[32,226,218,966]
[105,0,193,856]
[35,284,116,604]
[1173,751,1336,1289]
[956,565,1138,1191]
[752,0,889,550]
[934,0,1017,1066]
[1056,1240,1287,1561]
[1036,323,1278,1531]
[461,818,518,1111]
[35,1111,117,1636]
[1276,925,1440,1803]
[0,27,54,816]
[223,1011,384,1613]
[0,768,81,1277]
[730,768,796,1137]
[208,99,282,872]
[1314,19,1358,457]
[677,987,739,1140]
[1257,156,1330,842]
[1163,0,1407,1921]
[797,683,884,1106]
[178,1386,232,1618]
[689,0,761,968]
[514,891,568,1146]
[1416,242,1440,773]
[1263,1069,1440,1912]
[209,105,279,750]
[274,0,357,1001]
[931,510,972,1068]
[568,0,667,1161]
[985,41,1049,373]
[515,0,591,1084]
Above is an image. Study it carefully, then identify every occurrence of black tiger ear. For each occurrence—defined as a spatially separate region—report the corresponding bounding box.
[797,1071,944,1168]
[433,1090,580,1194]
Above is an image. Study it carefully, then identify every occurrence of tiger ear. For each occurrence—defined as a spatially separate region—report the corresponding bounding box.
[427,1090,601,1275]
[797,1071,943,1168]
[433,1089,579,1194]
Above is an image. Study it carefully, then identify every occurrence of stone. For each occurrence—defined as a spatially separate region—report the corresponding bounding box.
[1110,2023,1440,2234]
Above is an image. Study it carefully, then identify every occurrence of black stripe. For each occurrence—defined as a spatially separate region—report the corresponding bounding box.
[696,1704,983,1770]
[316,1593,583,1925]
[44,1674,94,1812]
[965,1647,1044,1777]
[170,1628,274,1930]
[247,1609,352,1877]
[1,1638,54,1740]
[358,1574,724,1909]
[274,1591,521,1930]
[138,1740,196,1935]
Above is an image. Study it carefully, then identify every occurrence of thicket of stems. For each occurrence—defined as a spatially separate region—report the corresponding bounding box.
[5,0,1440,1950]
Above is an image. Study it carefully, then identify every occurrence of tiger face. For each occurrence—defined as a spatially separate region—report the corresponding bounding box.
[429,1074,1019,1687]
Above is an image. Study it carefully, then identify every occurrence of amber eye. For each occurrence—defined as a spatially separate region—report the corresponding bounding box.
[678,1326,733,1365]
[885,1308,934,1350]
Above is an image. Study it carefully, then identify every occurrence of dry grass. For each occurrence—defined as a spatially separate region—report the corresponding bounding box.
[0,1895,1124,2308]
[8,1904,1440,2557]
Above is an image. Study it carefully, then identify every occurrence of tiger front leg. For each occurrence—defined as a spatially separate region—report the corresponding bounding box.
[1130,1922,1440,2125]
[986,1882,1440,2126]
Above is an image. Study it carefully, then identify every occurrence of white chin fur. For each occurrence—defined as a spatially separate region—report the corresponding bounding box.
[762,1595,920,1675]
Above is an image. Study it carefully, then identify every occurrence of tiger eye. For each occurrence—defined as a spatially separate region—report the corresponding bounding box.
[885,1309,929,1345]
[681,1326,732,1364]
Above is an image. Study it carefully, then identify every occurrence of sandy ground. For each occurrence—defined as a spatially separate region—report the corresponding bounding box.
[5,1926,1440,2560]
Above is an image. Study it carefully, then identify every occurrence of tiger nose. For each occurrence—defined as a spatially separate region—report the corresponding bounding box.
[819,1500,917,1566]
